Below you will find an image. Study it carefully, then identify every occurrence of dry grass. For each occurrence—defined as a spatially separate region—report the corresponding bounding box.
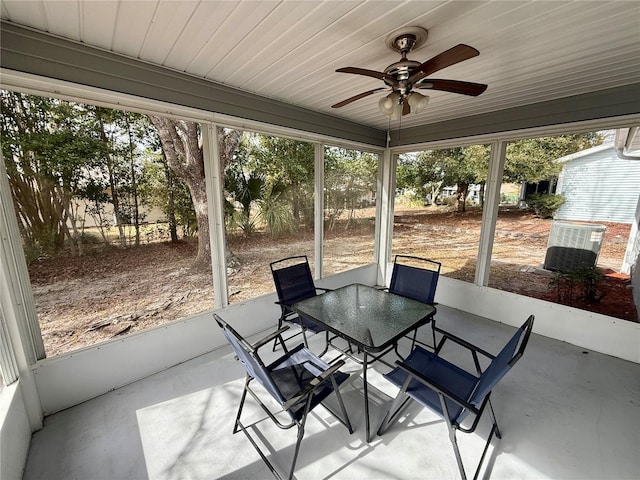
[28,206,635,356]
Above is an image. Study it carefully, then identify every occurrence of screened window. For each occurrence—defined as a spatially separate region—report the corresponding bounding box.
[393,145,489,282]
[1,91,216,355]
[323,146,378,276]
[488,131,637,322]
[224,133,315,303]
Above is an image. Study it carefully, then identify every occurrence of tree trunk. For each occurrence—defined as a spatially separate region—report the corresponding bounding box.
[96,110,126,247]
[150,118,242,270]
[162,154,179,242]
[125,115,141,246]
[457,183,469,212]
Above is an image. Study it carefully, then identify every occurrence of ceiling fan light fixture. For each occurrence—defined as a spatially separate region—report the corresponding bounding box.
[408,91,430,113]
[379,92,401,116]
[390,101,403,120]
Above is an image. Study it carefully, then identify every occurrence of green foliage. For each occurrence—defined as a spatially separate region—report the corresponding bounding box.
[397,134,602,213]
[550,266,604,305]
[324,146,377,231]
[500,193,519,204]
[395,192,425,207]
[399,145,489,212]
[525,193,565,218]
[139,159,196,237]
[504,134,602,184]
[257,183,295,237]
[1,91,107,255]
[253,135,315,228]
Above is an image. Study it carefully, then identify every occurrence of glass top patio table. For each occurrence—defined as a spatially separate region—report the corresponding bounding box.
[292,283,436,353]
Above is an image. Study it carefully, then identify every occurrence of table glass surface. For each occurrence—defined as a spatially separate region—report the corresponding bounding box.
[292,283,435,352]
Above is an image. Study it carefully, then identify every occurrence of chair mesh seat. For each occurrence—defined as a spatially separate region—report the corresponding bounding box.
[269,344,349,420]
[384,346,478,423]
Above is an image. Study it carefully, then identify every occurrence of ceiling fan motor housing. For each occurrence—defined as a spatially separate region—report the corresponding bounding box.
[383,27,429,94]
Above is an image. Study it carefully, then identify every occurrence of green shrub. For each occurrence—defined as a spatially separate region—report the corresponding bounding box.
[549,266,604,304]
[442,195,457,207]
[526,193,565,218]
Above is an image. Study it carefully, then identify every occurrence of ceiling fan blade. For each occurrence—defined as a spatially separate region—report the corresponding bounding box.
[402,97,411,115]
[331,87,386,108]
[336,67,395,83]
[416,79,488,96]
[408,44,480,84]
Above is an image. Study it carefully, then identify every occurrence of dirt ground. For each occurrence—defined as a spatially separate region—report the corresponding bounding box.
[28,207,637,357]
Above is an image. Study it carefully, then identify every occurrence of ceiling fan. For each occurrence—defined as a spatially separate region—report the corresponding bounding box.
[331,26,487,117]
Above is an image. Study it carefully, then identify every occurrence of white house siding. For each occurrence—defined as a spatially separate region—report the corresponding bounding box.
[555,146,640,224]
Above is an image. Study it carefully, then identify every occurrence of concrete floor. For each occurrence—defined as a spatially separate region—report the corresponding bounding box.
[23,306,640,480]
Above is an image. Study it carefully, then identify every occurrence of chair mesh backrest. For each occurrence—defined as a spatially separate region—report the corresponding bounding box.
[389,255,441,304]
[468,316,534,408]
[216,317,285,404]
[271,256,317,307]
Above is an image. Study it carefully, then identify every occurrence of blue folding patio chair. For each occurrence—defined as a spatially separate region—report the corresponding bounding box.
[270,255,331,352]
[214,313,353,480]
[377,315,535,480]
[388,254,441,349]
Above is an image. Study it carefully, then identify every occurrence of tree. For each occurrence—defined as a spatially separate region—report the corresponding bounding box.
[324,146,377,230]
[397,151,447,206]
[0,91,105,258]
[150,117,242,269]
[397,134,601,212]
[224,139,265,236]
[403,147,488,212]
[253,135,315,228]
[461,144,490,207]
[138,151,195,241]
[504,134,602,184]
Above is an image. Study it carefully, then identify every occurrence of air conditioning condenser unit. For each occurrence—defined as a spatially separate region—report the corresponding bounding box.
[543,221,606,272]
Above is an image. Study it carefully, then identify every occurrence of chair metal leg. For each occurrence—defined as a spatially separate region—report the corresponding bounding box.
[330,375,353,434]
[486,398,502,439]
[287,422,305,480]
[233,376,250,434]
[272,318,285,352]
[473,423,498,480]
[287,396,315,480]
[377,374,413,436]
[449,428,468,480]
[431,323,437,350]
[438,393,469,480]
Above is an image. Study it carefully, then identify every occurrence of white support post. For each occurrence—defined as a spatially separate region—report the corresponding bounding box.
[375,148,396,286]
[0,153,43,429]
[202,125,228,308]
[475,141,507,286]
[314,143,324,279]
[621,194,640,274]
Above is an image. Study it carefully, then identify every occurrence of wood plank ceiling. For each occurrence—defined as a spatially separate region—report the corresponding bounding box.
[1,1,639,131]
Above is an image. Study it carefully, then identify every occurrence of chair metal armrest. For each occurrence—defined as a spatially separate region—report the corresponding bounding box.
[395,360,480,416]
[281,359,346,410]
[433,325,495,360]
[250,326,291,352]
[315,287,333,293]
